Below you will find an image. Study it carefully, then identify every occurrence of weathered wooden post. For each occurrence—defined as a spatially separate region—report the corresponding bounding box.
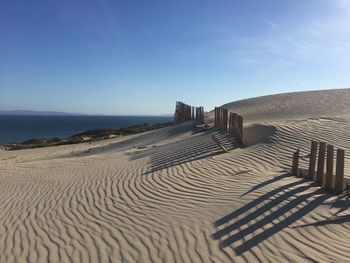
[308,141,318,180]
[180,102,185,122]
[316,142,327,186]
[175,101,178,122]
[198,107,201,124]
[201,107,204,124]
[231,113,234,134]
[193,107,198,123]
[219,108,223,129]
[223,108,228,131]
[223,108,226,130]
[335,149,345,193]
[198,107,201,123]
[180,102,182,122]
[179,102,182,122]
[232,113,238,137]
[189,106,193,120]
[214,107,217,128]
[325,144,334,192]
[174,101,177,122]
[220,108,225,130]
[227,110,230,131]
[183,103,185,122]
[237,115,243,141]
[186,105,188,120]
[175,101,181,123]
[216,107,219,128]
[212,135,229,153]
[228,112,232,134]
[216,107,220,128]
[292,149,300,177]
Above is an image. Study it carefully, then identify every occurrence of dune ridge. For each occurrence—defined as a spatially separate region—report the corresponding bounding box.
[1,89,350,262]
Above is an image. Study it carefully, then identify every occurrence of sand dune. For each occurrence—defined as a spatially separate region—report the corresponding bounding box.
[1,89,350,262]
[219,88,350,122]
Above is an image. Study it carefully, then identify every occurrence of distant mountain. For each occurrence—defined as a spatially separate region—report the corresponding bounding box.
[0,110,85,116]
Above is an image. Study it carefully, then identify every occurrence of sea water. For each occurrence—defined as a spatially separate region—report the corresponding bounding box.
[0,115,173,144]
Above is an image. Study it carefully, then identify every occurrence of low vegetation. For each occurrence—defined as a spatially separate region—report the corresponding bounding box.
[2,122,173,150]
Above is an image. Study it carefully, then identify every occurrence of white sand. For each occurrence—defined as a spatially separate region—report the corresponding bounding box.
[1,88,350,262]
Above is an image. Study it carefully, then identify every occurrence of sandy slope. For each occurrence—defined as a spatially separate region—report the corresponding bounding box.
[1,89,350,262]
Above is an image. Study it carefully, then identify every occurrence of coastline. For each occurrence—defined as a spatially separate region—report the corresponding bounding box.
[0,115,173,145]
[1,122,173,150]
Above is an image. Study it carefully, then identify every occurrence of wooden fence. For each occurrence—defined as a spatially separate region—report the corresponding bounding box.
[196,106,204,125]
[291,140,346,194]
[174,101,204,124]
[214,107,243,144]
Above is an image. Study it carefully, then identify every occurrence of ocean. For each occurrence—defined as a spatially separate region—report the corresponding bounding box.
[0,115,173,144]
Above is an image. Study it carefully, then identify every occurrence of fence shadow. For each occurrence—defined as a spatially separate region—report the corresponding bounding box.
[129,129,240,174]
[212,176,331,255]
[240,172,290,197]
[295,214,350,227]
[69,122,197,157]
[293,195,350,227]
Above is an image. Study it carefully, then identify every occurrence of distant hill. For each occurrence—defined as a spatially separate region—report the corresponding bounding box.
[0,110,84,116]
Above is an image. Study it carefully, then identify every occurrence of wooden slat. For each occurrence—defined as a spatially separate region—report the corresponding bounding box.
[308,140,318,180]
[217,107,219,128]
[230,113,234,134]
[325,144,334,192]
[228,112,232,134]
[223,108,227,131]
[232,113,238,137]
[237,115,243,141]
[292,149,300,177]
[216,107,219,128]
[212,135,229,153]
[198,107,201,124]
[335,149,345,193]
[234,122,243,144]
[220,108,223,129]
[201,107,204,124]
[316,142,327,186]
[213,107,216,127]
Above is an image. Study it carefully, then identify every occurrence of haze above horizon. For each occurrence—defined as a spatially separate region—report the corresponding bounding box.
[1,0,350,115]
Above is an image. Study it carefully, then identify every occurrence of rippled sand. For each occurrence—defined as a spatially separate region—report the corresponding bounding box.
[1,89,350,262]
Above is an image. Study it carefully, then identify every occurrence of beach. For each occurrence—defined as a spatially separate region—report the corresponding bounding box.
[1,89,350,262]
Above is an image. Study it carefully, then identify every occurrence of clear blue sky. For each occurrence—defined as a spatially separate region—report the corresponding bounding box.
[1,0,350,115]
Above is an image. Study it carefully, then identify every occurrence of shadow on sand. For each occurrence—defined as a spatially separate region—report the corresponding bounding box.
[129,129,241,174]
[67,122,202,158]
[295,214,350,227]
[212,175,332,255]
[293,195,350,227]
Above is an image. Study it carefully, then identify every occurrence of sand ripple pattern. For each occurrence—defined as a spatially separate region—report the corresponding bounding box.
[1,90,350,262]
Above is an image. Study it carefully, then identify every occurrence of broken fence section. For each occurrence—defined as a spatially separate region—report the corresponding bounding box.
[174,101,204,125]
[214,107,244,144]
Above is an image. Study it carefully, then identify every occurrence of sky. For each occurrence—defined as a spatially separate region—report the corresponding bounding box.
[1,0,350,115]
